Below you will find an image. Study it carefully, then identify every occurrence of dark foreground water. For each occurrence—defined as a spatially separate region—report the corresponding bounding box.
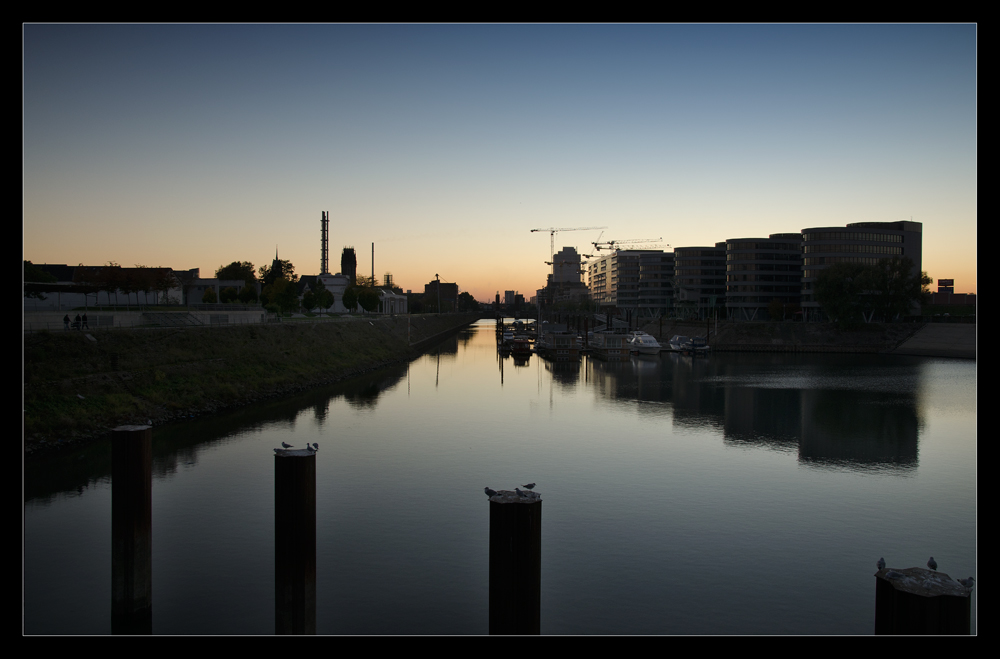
[24,320,977,634]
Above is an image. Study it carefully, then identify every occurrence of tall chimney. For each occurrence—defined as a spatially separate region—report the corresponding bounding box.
[320,211,329,275]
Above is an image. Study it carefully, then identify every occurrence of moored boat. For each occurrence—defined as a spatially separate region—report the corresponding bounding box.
[628,331,662,355]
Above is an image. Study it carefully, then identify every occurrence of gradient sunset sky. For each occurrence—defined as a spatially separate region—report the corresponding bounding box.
[24,24,977,300]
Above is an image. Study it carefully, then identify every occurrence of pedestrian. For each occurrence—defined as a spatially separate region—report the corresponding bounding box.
[74,314,82,330]
[82,313,89,329]
[63,314,70,330]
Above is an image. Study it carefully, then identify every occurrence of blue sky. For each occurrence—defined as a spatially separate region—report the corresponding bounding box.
[23,24,977,299]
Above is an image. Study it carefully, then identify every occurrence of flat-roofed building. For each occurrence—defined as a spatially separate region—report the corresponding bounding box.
[800,221,922,320]
[725,234,803,321]
[674,243,727,319]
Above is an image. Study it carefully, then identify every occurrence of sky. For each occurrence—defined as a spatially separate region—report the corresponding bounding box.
[23,24,977,299]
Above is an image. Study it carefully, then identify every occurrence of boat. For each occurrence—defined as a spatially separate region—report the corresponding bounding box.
[537,330,580,361]
[668,335,691,351]
[591,330,629,361]
[627,331,662,355]
[668,335,710,355]
[511,337,533,357]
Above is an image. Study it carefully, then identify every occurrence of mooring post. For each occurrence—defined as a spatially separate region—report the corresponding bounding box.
[874,567,971,634]
[111,425,153,634]
[488,489,542,635]
[275,448,317,635]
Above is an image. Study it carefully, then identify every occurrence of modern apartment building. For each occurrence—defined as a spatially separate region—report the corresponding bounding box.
[725,234,803,320]
[673,243,727,319]
[800,221,922,320]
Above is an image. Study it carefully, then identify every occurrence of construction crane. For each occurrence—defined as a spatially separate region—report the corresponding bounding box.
[592,237,666,251]
[531,226,607,264]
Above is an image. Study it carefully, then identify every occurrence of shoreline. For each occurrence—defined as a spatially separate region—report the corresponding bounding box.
[23,313,479,457]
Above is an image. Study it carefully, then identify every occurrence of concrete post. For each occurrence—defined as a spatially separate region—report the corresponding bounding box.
[875,567,971,634]
[488,489,541,635]
[275,449,316,634]
[111,425,152,634]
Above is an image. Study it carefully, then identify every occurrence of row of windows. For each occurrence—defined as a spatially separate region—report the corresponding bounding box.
[675,259,725,267]
[803,244,903,255]
[727,252,802,261]
[726,285,801,293]
[728,263,801,272]
[727,274,801,283]
[727,296,801,304]
[727,241,801,251]
[675,269,726,276]
[675,250,725,257]
[803,256,890,267]
[803,232,903,243]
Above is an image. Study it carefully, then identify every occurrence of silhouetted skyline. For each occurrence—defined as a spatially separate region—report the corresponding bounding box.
[23,24,977,300]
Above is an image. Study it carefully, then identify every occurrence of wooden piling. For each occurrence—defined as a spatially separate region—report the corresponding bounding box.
[874,567,971,634]
[489,490,542,635]
[111,425,152,634]
[275,449,316,635]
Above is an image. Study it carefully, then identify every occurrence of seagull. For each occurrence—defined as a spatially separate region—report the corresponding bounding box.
[281,442,293,449]
[515,487,527,498]
[958,577,975,589]
[306,444,316,452]
[885,570,904,579]
[522,483,536,490]
[312,443,319,451]
[877,557,886,571]
[928,557,938,571]
[484,487,497,498]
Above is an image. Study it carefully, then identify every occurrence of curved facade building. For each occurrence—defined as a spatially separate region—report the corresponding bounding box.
[800,221,922,320]
[725,233,803,320]
[674,243,726,319]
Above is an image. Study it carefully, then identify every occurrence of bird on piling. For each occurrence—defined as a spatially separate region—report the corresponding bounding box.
[877,557,886,571]
[312,443,319,451]
[484,487,497,498]
[522,483,536,490]
[515,487,527,498]
[885,570,904,579]
[958,577,975,589]
[928,557,938,571]
[281,442,293,449]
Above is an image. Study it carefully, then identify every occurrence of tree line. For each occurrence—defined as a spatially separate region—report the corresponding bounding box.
[814,256,931,328]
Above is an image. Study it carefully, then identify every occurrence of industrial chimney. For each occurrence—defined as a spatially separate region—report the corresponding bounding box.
[320,211,329,275]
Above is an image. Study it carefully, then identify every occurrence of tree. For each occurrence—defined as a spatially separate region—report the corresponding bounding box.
[202,286,217,304]
[154,268,177,305]
[358,287,380,313]
[814,262,870,328]
[24,261,56,299]
[216,261,257,286]
[457,291,480,312]
[815,257,929,327]
[865,257,930,321]
[302,288,317,313]
[238,285,258,304]
[220,286,239,303]
[261,277,299,314]
[258,260,296,288]
[343,287,358,313]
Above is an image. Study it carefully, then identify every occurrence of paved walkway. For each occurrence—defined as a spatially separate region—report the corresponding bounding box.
[893,323,976,359]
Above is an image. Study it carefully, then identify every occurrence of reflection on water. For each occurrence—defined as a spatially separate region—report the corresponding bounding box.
[24,320,976,634]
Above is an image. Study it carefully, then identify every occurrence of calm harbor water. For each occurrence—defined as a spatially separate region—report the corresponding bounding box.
[24,319,977,634]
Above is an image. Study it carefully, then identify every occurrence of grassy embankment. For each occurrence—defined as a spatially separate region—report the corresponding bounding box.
[24,314,478,450]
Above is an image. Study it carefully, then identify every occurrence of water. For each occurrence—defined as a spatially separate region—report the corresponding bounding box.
[23,319,977,634]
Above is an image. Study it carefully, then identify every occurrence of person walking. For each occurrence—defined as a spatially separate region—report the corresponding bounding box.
[74,314,82,330]
[63,314,70,330]
[82,313,89,329]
